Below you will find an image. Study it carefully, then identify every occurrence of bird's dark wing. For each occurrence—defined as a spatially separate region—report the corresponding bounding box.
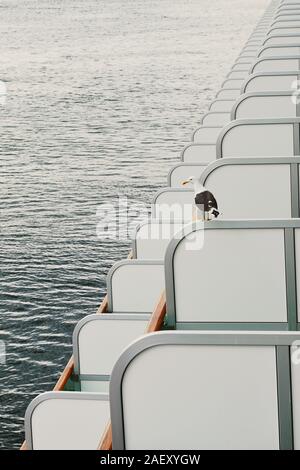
[195,191,218,211]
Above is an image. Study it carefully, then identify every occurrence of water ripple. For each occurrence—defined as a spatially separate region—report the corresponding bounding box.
[0,0,268,449]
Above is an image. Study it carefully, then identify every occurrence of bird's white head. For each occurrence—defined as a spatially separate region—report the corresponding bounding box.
[181,176,205,195]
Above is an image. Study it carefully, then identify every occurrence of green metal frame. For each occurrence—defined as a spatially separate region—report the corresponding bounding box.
[164,220,300,331]
[110,331,300,450]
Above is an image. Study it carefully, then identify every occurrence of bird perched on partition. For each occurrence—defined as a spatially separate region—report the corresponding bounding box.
[181,176,219,221]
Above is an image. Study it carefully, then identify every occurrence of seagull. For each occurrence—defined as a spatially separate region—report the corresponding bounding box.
[181,176,219,221]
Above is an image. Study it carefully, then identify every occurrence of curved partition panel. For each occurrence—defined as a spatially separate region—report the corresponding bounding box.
[168,163,207,187]
[216,89,241,100]
[201,112,231,126]
[110,332,300,450]
[192,126,221,143]
[152,188,194,221]
[133,220,185,260]
[165,222,289,328]
[268,28,300,35]
[217,119,297,159]
[209,99,235,112]
[25,392,109,450]
[259,45,300,57]
[243,72,299,92]
[73,313,149,391]
[107,260,164,313]
[264,34,300,46]
[252,57,300,73]
[201,158,294,219]
[232,92,296,119]
[181,143,216,163]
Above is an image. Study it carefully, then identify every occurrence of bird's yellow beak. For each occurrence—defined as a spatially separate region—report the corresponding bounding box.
[181,179,189,186]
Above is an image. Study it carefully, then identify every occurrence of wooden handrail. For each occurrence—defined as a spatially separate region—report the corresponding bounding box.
[146,291,166,333]
[98,421,113,451]
[98,291,167,450]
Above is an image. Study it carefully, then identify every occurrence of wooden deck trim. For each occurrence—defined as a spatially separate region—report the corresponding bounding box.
[98,291,167,450]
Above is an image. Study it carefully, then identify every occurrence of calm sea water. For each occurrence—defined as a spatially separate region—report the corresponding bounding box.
[0,0,269,449]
